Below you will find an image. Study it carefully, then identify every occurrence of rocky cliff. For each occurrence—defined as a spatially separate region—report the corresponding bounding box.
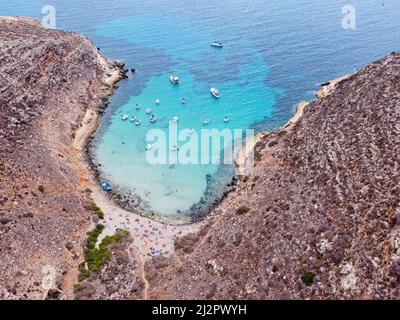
[0,17,123,299]
[147,52,400,299]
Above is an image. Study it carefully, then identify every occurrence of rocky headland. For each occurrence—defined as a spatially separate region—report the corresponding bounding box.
[0,17,125,299]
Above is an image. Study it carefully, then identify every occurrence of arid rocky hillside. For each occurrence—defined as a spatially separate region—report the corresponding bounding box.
[0,17,123,299]
[147,52,400,299]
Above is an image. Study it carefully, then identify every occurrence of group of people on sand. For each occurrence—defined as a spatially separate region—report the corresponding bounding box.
[110,214,183,258]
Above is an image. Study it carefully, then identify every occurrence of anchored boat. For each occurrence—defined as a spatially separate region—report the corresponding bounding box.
[171,116,179,124]
[210,87,221,99]
[150,115,158,123]
[170,75,179,85]
[210,41,223,48]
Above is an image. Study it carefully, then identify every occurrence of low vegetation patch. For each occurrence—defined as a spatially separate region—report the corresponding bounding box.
[301,271,316,286]
[78,225,129,280]
[89,202,104,220]
[236,205,250,215]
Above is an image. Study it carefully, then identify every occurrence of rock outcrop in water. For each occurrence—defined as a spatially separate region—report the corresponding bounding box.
[147,52,400,299]
[0,17,124,299]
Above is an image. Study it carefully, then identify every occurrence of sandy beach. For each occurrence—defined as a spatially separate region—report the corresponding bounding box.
[91,187,199,259]
[73,56,200,264]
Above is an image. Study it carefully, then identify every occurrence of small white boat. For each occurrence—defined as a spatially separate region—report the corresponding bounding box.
[170,75,180,85]
[155,99,160,105]
[130,116,137,122]
[135,104,141,110]
[210,41,223,48]
[121,114,129,121]
[170,145,180,152]
[146,144,154,151]
[210,87,221,99]
[171,116,179,123]
[224,116,230,123]
[146,108,152,114]
[135,120,142,126]
[181,98,187,104]
[202,119,210,125]
[150,115,158,123]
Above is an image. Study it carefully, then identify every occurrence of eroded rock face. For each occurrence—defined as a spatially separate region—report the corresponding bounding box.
[148,52,400,299]
[0,17,122,299]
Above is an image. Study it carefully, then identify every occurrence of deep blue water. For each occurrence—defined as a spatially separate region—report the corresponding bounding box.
[3,0,400,218]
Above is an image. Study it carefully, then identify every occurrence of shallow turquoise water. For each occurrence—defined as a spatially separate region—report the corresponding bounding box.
[3,0,400,218]
[93,17,281,216]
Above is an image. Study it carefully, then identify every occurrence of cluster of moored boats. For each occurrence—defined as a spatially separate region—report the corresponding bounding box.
[102,43,226,190]
[119,41,229,150]
[121,102,161,126]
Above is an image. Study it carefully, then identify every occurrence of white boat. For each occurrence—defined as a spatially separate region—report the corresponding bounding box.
[150,115,158,123]
[155,99,160,105]
[224,116,230,123]
[135,104,141,110]
[146,108,152,114]
[135,120,142,126]
[146,144,154,151]
[121,114,129,121]
[170,145,180,152]
[170,75,180,85]
[181,98,187,104]
[130,116,137,122]
[202,119,210,125]
[171,116,179,123]
[210,41,223,48]
[210,87,221,99]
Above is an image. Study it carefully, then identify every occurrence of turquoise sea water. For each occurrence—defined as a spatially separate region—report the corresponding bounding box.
[3,0,400,218]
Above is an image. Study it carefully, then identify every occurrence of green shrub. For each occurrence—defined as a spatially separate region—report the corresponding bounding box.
[301,271,316,286]
[78,226,128,281]
[89,203,104,219]
[73,283,82,292]
[38,185,45,193]
[46,289,61,300]
[236,206,250,215]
